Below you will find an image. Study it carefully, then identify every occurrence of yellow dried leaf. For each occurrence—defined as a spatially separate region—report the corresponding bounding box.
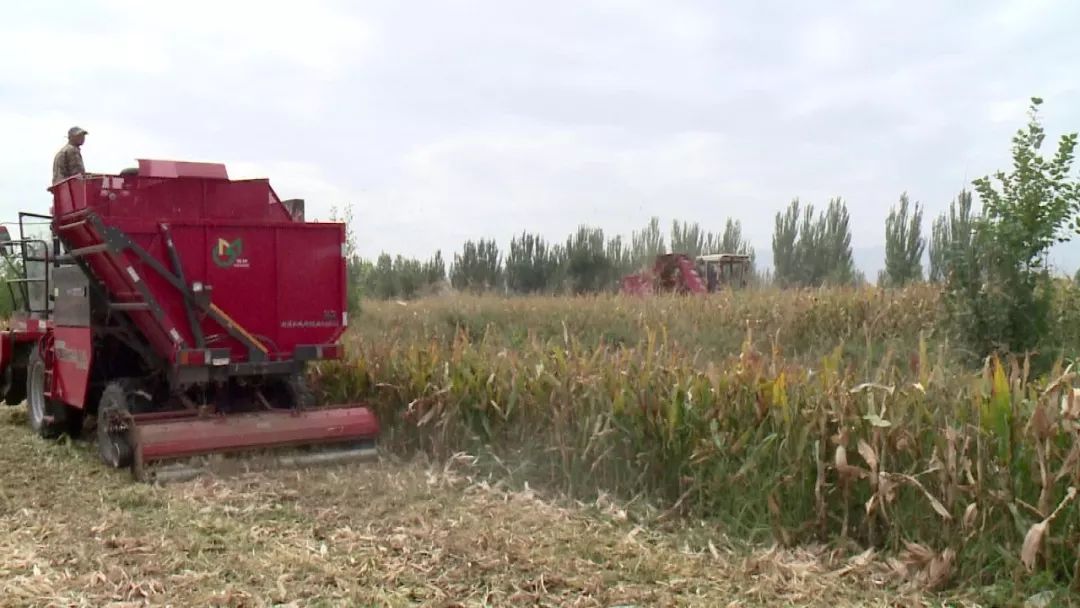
[849,547,876,569]
[887,557,909,578]
[925,493,951,521]
[849,382,895,395]
[902,540,934,567]
[1064,388,1080,419]
[1021,521,1047,572]
[895,474,952,521]
[1028,402,1053,440]
[857,439,878,472]
[1040,365,1074,398]
[963,503,978,531]
[833,444,869,479]
[880,475,898,503]
[927,548,955,590]
[834,445,848,469]
[1055,444,1080,483]
[864,412,892,428]
[895,432,912,453]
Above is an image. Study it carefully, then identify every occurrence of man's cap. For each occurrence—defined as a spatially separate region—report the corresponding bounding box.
[68,126,88,137]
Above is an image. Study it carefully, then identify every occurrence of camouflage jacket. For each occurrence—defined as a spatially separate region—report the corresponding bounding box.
[52,143,84,183]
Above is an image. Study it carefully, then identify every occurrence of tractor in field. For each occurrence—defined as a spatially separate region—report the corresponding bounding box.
[0,159,379,482]
[620,252,751,296]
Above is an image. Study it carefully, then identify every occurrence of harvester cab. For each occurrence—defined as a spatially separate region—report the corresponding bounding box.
[0,160,379,482]
[695,253,752,291]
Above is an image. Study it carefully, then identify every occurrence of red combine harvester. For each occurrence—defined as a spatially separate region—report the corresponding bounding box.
[0,159,379,482]
[621,253,751,296]
[620,253,705,295]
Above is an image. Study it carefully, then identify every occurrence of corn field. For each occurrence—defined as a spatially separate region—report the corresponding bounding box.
[313,285,1080,592]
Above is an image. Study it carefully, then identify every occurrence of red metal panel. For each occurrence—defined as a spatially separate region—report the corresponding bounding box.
[275,223,347,347]
[203,223,277,349]
[202,180,290,221]
[53,327,93,408]
[94,219,346,360]
[50,165,348,364]
[138,159,229,180]
[50,177,80,217]
[80,177,294,223]
[134,406,379,460]
[54,172,298,222]
[104,178,204,221]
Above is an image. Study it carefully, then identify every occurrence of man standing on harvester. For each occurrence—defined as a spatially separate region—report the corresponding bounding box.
[52,126,87,183]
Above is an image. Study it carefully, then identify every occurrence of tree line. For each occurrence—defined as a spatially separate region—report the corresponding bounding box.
[338,97,1079,364]
[344,216,756,300]
[340,186,985,299]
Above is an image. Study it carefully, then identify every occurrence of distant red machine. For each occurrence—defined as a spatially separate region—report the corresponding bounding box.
[621,253,751,295]
[0,159,378,482]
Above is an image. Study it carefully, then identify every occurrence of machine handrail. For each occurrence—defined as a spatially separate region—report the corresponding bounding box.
[0,237,52,315]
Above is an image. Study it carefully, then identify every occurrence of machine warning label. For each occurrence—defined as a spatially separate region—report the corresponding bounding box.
[212,237,249,269]
[282,312,339,328]
[55,341,90,371]
[281,320,339,328]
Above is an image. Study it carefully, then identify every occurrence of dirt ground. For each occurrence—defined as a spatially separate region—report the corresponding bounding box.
[0,406,971,607]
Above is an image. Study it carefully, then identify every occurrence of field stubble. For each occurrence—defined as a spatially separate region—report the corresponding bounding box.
[0,406,939,607]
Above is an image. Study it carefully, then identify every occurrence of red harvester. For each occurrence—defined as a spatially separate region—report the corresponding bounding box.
[0,159,379,482]
[620,252,750,296]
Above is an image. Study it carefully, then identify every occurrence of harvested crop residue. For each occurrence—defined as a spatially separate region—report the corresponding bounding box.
[0,408,959,607]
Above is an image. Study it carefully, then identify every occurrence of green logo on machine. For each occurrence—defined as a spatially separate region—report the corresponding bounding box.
[212,238,248,268]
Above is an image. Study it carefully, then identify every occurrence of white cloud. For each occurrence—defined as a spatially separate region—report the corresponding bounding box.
[347,127,814,261]
[0,1,376,92]
[228,160,354,220]
[0,28,170,88]
[796,17,858,72]
[986,99,1028,124]
[2,0,1080,275]
[101,0,376,76]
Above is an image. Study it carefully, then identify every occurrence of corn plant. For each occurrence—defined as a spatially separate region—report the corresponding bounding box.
[311,287,1080,592]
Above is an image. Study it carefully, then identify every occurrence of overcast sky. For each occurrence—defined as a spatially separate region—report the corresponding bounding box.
[3,0,1079,277]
